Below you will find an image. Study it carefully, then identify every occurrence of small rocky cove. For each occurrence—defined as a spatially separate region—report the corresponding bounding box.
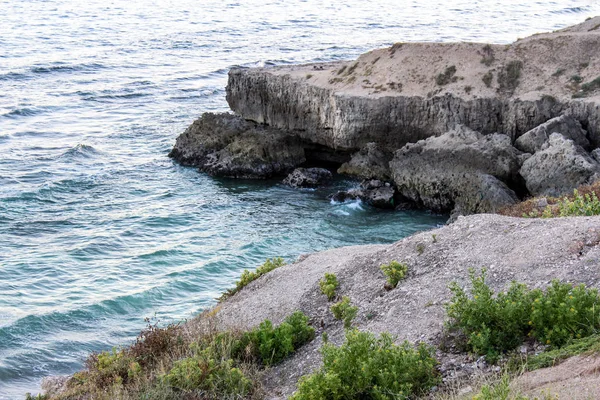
[171,17,600,220]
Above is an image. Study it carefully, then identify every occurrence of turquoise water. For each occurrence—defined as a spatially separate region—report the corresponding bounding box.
[1,0,599,397]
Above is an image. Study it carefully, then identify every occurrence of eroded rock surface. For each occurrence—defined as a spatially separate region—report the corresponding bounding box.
[169,113,305,179]
[227,18,600,151]
[283,167,332,188]
[515,115,590,154]
[329,179,397,209]
[337,142,392,180]
[389,127,522,216]
[520,133,600,197]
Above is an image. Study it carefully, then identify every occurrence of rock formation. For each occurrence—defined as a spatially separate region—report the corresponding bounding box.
[169,113,305,179]
[282,167,332,188]
[329,179,398,209]
[171,17,600,216]
[520,133,600,197]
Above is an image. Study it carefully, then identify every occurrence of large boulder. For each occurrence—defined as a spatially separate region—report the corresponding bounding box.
[169,113,306,179]
[390,127,523,216]
[283,168,332,188]
[520,133,600,197]
[337,142,392,180]
[515,115,590,154]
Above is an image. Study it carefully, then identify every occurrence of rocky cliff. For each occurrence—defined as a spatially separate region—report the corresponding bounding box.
[227,18,600,149]
[171,17,600,217]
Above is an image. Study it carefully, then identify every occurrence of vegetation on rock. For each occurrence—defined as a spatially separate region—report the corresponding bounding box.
[219,257,286,301]
[48,311,313,399]
[319,273,339,301]
[331,296,358,328]
[291,329,439,400]
[380,260,408,289]
[447,268,600,362]
[500,182,600,218]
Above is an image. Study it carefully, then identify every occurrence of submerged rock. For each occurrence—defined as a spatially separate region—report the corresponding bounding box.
[330,179,397,209]
[283,168,332,188]
[169,113,305,179]
[514,115,590,154]
[390,127,522,216]
[520,133,600,197]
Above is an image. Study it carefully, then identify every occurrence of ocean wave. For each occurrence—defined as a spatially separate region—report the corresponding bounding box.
[30,62,105,75]
[58,144,101,160]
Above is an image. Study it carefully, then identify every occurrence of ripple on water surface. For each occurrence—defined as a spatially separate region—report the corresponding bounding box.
[1,0,599,397]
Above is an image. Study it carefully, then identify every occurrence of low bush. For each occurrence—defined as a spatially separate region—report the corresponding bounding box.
[446,269,600,361]
[498,60,523,93]
[319,273,339,301]
[380,260,408,289]
[291,329,439,400]
[130,318,183,368]
[436,65,457,85]
[523,333,600,371]
[235,311,315,366]
[482,71,493,87]
[447,269,531,361]
[552,189,600,217]
[219,257,286,301]
[573,76,600,98]
[165,354,251,396]
[331,296,358,328]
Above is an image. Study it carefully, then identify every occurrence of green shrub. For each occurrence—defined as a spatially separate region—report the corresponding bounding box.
[447,269,600,361]
[219,257,286,300]
[319,273,339,301]
[523,334,600,371]
[86,347,138,386]
[573,76,600,98]
[25,394,49,400]
[291,329,439,400]
[331,296,358,328]
[554,189,600,217]
[380,260,408,288]
[165,354,251,396]
[447,269,532,361]
[529,281,600,347]
[235,311,315,366]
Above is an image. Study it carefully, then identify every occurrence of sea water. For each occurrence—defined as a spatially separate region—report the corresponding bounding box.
[1,0,599,397]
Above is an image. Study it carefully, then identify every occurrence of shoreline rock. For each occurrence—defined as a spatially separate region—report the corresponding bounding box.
[170,17,600,217]
[282,167,332,188]
[169,112,306,179]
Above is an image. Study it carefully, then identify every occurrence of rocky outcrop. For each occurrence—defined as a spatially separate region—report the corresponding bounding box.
[515,115,590,154]
[169,113,306,179]
[227,17,600,151]
[170,18,600,215]
[282,168,332,188]
[389,127,522,216]
[329,179,397,209]
[520,133,600,197]
[211,214,600,398]
[337,142,392,180]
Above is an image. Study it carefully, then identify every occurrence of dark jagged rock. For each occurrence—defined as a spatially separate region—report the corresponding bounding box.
[282,168,332,188]
[169,113,306,179]
[330,179,397,209]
